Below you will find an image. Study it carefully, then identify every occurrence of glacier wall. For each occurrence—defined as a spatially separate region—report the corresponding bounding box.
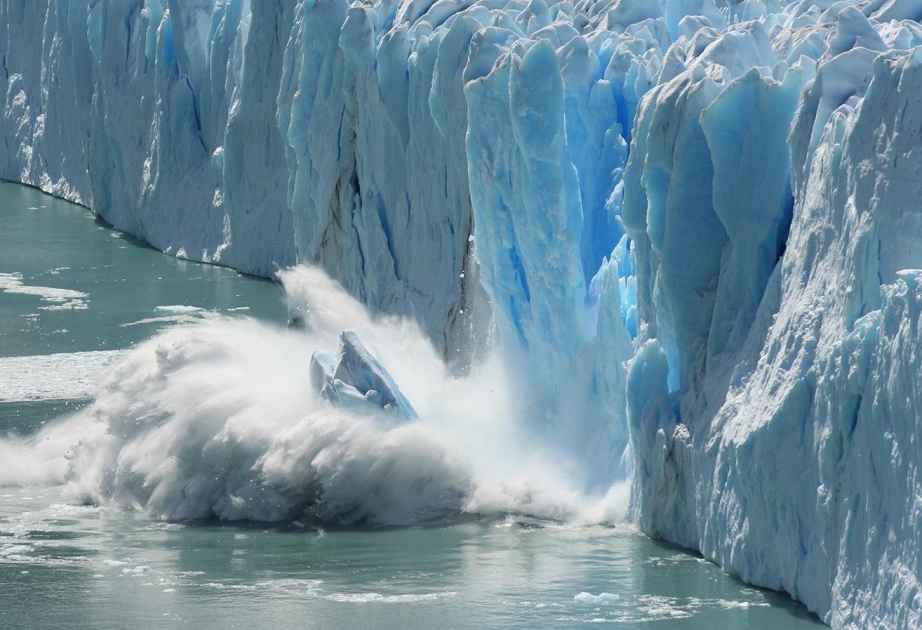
[623,5,922,629]
[0,0,478,363]
[3,0,922,627]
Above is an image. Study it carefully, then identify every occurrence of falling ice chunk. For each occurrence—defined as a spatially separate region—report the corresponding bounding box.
[309,330,417,420]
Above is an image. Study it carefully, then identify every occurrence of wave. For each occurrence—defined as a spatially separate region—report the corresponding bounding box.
[1,266,627,526]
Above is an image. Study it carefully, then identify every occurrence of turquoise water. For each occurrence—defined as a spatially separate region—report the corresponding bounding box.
[0,182,285,359]
[0,182,824,629]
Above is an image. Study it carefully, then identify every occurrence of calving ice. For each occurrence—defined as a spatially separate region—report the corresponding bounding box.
[26,266,625,526]
[1,0,921,627]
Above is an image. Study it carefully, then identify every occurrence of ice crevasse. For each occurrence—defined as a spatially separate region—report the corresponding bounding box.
[2,0,922,626]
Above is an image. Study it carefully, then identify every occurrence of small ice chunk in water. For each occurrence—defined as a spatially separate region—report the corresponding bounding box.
[574,592,620,605]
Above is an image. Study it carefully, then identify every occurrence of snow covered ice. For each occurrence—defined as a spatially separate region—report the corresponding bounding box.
[3,0,922,627]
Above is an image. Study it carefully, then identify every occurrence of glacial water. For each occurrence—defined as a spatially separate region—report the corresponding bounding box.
[0,181,824,628]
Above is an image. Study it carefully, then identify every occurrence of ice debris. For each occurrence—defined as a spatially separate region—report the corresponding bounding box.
[310,331,417,420]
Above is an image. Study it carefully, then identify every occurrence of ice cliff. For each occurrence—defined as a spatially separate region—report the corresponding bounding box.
[2,0,922,626]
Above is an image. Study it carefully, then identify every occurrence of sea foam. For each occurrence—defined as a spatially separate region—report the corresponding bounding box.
[2,266,627,527]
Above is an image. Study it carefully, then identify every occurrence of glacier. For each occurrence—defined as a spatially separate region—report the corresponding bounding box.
[2,0,922,627]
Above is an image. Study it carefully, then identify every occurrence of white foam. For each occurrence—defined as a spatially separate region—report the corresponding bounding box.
[0,544,32,557]
[119,312,218,328]
[0,272,88,309]
[636,595,693,620]
[154,305,204,314]
[38,301,89,311]
[200,582,258,591]
[0,351,122,402]
[103,560,129,567]
[0,413,106,486]
[323,592,457,603]
[3,267,629,525]
[686,597,769,610]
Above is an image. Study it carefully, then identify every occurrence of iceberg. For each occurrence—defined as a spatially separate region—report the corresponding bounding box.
[2,0,922,626]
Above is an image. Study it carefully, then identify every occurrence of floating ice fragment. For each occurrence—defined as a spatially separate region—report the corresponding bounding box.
[574,592,620,605]
[0,272,89,309]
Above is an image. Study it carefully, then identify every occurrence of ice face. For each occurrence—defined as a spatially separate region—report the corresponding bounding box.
[623,8,922,630]
[3,0,922,627]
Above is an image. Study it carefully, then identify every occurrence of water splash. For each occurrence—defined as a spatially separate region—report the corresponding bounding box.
[1,266,627,526]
